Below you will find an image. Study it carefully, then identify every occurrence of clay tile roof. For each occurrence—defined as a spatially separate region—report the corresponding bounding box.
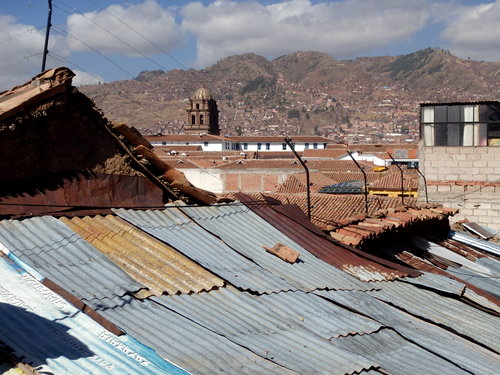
[216,159,302,169]
[274,172,337,194]
[369,173,419,191]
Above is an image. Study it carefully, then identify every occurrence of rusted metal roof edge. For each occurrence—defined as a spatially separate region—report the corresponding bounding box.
[236,193,421,279]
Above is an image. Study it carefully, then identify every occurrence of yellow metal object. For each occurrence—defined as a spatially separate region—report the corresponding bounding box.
[60,215,224,297]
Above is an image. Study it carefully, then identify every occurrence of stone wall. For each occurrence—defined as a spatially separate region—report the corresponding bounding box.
[418,143,500,231]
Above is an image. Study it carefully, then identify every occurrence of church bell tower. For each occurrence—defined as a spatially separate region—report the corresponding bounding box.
[185,86,220,135]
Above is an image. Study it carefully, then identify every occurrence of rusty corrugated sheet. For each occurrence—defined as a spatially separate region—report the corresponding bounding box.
[113,208,295,293]
[60,215,224,296]
[0,174,163,217]
[0,216,145,304]
[236,193,417,281]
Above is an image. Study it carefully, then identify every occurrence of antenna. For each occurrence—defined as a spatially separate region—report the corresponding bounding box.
[387,152,405,205]
[284,137,311,220]
[347,151,369,215]
[41,0,53,72]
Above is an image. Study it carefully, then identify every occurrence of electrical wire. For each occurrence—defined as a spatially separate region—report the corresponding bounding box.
[47,51,103,82]
[82,0,189,70]
[51,26,135,79]
[52,0,173,72]
[0,26,44,47]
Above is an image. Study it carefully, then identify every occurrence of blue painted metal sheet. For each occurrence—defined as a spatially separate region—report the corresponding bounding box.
[0,216,144,304]
[0,255,190,375]
[316,290,500,375]
[95,295,300,375]
[152,287,377,375]
[113,208,294,293]
[179,205,369,291]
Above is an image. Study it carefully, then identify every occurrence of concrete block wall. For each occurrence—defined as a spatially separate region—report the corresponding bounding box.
[419,144,500,231]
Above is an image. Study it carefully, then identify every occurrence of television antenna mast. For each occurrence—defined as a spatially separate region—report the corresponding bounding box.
[41,0,53,72]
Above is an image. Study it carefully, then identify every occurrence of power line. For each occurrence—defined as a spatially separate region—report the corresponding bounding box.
[0,26,44,47]
[82,0,189,70]
[47,52,103,82]
[51,26,134,79]
[52,0,173,72]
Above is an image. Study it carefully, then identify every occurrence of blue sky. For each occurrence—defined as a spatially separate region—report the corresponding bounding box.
[1,0,499,90]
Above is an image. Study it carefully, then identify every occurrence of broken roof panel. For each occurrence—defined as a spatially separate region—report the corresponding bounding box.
[152,287,377,375]
[366,281,500,352]
[60,215,224,297]
[0,216,144,304]
[0,255,189,375]
[113,208,294,293]
[94,295,300,375]
[332,328,470,375]
[463,222,499,239]
[179,204,370,290]
[316,289,500,375]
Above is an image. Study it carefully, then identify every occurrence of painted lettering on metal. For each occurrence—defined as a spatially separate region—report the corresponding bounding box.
[99,332,152,367]
[0,285,33,311]
[52,329,114,370]
[18,274,68,310]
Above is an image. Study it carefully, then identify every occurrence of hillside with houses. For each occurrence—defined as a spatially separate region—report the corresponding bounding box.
[81,48,500,143]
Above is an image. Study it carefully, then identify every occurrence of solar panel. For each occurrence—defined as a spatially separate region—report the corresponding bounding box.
[319,180,366,194]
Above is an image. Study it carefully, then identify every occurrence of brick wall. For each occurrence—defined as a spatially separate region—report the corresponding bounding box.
[419,144,500,230]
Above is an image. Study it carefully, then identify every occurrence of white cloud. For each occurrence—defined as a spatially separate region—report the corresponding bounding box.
[440,0,500,61]
[0,15,67,91]
[67,0,182,56]
[72,69,104,86]
[181,0,432,67]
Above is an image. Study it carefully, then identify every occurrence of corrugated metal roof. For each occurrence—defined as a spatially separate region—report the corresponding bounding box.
[179,205,371,290]
[367,281,500,352]
[60,215,224,296]
[333,328,470,375]
[152,287,377,375]
[316,290,500,375]
[235,194,416,281]
[0,216,144,304]
[446,266,500,299]
[449,230,500,256]
[95,294,300,375]
[113,208,295,294]
[0,255,189,375]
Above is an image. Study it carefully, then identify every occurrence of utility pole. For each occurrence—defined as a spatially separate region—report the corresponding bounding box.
[284,137,311,220]
[41,0,53,72]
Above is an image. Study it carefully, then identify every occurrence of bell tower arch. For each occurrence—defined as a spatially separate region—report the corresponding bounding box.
[185,86,220,135]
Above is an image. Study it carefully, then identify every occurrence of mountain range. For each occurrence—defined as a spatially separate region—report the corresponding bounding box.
[80,48,500,142]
